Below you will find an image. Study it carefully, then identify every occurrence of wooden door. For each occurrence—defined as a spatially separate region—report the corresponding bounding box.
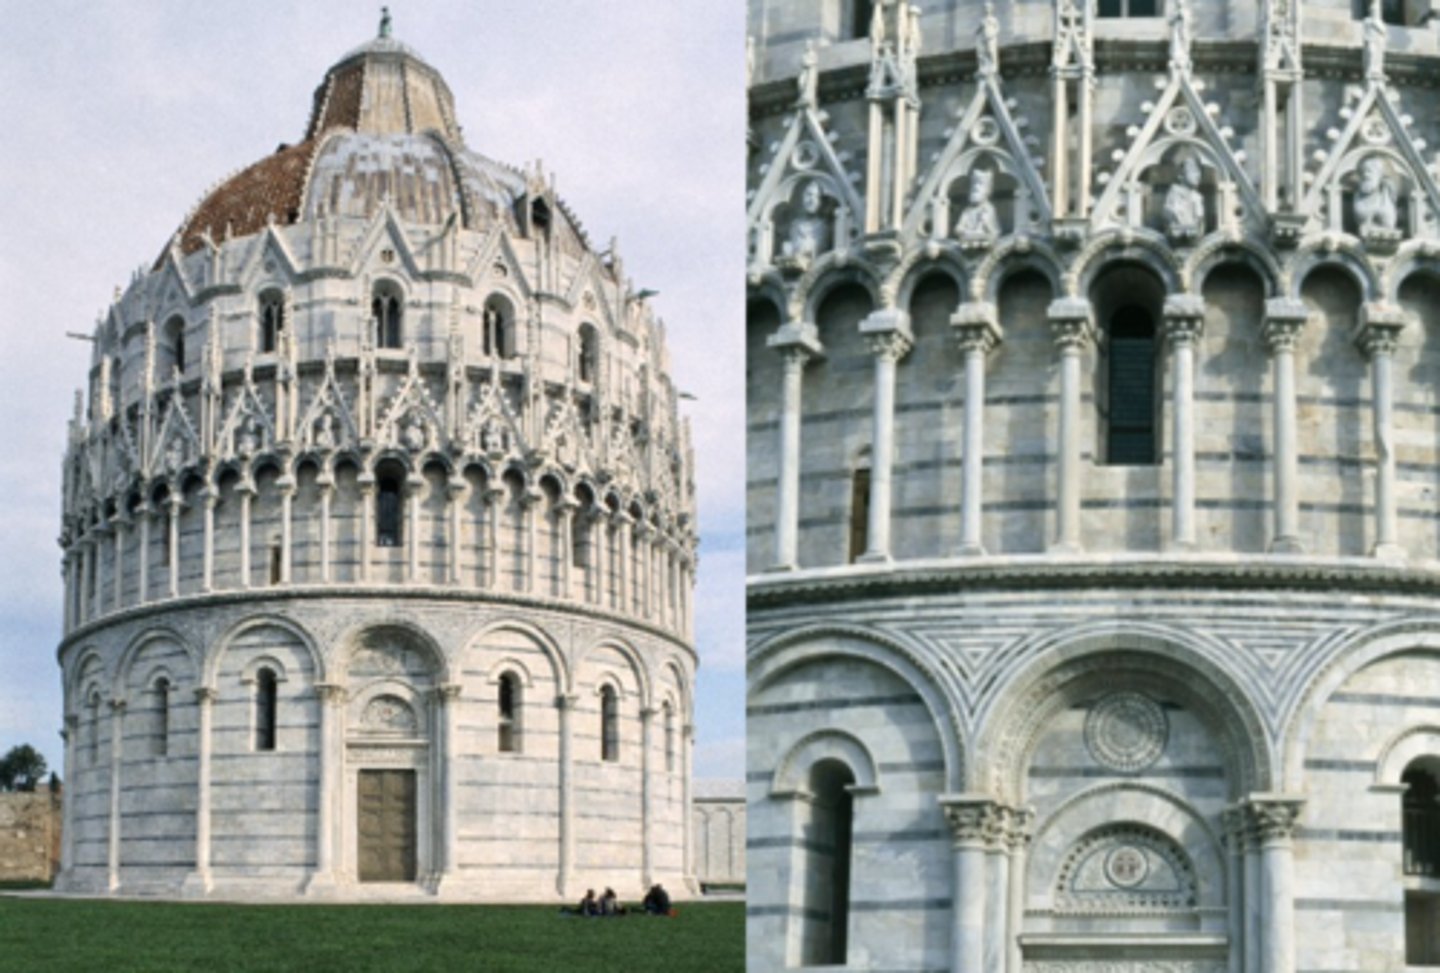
[357,769,416,882]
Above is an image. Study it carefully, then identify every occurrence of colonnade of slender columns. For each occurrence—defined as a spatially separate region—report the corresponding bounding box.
[1262,299,1308,554]
[953,303,1002,556]
[1047,299,1095,553]
[859,310,913,563]
[939,795,1032,973]
[1164,295,1206,551]
[1359,303,1408,560]
[768,323,822,571]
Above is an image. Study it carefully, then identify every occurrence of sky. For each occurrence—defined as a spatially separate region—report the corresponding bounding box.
[0,3,746,781]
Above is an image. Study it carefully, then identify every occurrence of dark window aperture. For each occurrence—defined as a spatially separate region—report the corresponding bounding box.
[1404,764,1440,876]
[377,475,403,547]
[578,324,599,384]
[1106,306,1158,465]
[498,672,520,754]
[1099,0,1160,15]
[153,677,170,757]
[600,685,619,762]
[850,0,874,39]
[848,467,871,562]
[373,284,403,349]
[255,668,278,751]
[801,759,855,966]
[259,291,285,354]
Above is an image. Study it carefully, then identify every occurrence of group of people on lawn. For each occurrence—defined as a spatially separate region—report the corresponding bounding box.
[569,884,672,917]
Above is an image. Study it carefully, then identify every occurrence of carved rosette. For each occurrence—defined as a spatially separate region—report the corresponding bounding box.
[1084,691,1169,773]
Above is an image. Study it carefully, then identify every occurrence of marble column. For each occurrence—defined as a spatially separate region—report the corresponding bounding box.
[556,693,578,897]
[558,501,576,599]
[682,721,696,890]
[59,716,78,880]
[91,526,109,620]
[768,324,822,571]
[1261,299,1309,553]
[318,477,334,582]
[640,707,655,886]
[106,698,126,891]
[984,807,1012,973]
[357,477,375,583]
[446,477,465,585]
[859,309,914,563]
[523,491,540,594]
[952,303,1002,556]
[405,475,423,583]
[1164,295,1206,551]
[184,687,216,895]
[486,486,505,589]
[1006,808,1033,973]
[200,488,217,592]
[137,502,152,603]
[1246,795,1303,973]
[435,683,462,889]
[1358,303,1408,560]
[1222,806,1248,973]
[166,494,182,598]
[1047,299,1095,553]
[237,482,254,588]
[61,552,75,634]
[617,514,633,612]
[940,795,1006,973]
[277,476,295,584]
[112,513,128,609]
[306,683,344,894]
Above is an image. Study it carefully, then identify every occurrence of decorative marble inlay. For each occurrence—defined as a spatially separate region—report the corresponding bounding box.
[1104,845,1149,888]
[1085,691,1168,773]
[1054,824,1196,912]
[361,695,417,733]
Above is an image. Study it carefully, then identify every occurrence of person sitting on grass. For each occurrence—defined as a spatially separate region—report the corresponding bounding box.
[579,888,600,916]
[642,883,672,916]
[599,887,625,916]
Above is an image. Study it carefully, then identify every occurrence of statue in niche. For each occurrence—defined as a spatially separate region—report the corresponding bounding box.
[163,438,185,476]
[796,40,818,108]
[236,416,260,459]
[400,412,427,453]
[780,180,829,266]
[1163,154,1206,243]
[313,412,336,451]
[480,418,506,456]
[1364,0,1386,81]
[977,2,1000,77]
[1355,156,1399,234]
[1168,0,1193,74]
[955,169,1002,244]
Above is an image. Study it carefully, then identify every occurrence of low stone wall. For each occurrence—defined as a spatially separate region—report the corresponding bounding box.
[0,792,61,883]
[692,780,745,889]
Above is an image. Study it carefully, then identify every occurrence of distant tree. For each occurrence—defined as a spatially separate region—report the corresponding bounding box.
[0,745,47,792]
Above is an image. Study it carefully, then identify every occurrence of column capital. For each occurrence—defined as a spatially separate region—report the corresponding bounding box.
[193,686,219,704]
[767,322,824,361]
[951,302,1002,354]
[63,713,79,731]
[1262,298,1310,352]
[555,692,580,711]
[108,698,127,714]
[432,683,463,704]
[1162,293,1206,346]
[313,682,346,704]
[938,793,1011,849]
[1047,298,1095,350]
[861,308,914,360]
[1243,793,1304,844]
[1355,302,1409,358]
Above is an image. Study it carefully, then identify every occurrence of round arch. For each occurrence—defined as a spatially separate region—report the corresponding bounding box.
[462,617,571,693]
[748,623,966,793]
[1069,231,1184,298]
[1286,245,1379,303]
[113,626,201,699]
[795,258,884,325]
[336,618,450,686]
[575,634,653,710]
[1187,238,1282,298]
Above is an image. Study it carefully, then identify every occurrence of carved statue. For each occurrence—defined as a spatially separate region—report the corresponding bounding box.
[1163,154,1206,241]
[314,412,336,451]
[977,2,1000,77]
[1364,0,1386,81]
[781,180,829,264]
[955,170,1001,243]
[481,418,506,455]
[379,6,392,39]
[164,439,185,476]
[796,40,818,108]
[401,413,426,453]
[1168,0,1193,74]
[237,417,260,459]
[1355,156,1399,233]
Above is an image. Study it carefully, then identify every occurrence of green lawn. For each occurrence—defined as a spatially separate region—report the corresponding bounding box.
[0,897,744,972]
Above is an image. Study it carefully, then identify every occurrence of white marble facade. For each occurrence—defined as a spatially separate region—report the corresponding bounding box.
[748,1,1440,970]
[55,26,698,901]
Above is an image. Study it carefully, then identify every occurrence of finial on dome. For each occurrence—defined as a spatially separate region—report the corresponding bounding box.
[379,6,392,39]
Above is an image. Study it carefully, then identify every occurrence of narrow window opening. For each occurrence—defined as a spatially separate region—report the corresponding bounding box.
[1105,306,1159,465]
[268,543,282,585]
[254,668,278,752]
[664,703,676,773]
[498,673,520,754]
[164,316,186,378]
[372,285,403,350]
[572,508,589,570]
[1404,764,1440,876]
[153,678,170,758]
[259,291,285,354]
[1099,0,1161,15]
[377,475,403,547]
[87,694,100,766]
[578,324,599,384]
[600,685,619,762]
[848,467,871,563]
[800,760,855,966]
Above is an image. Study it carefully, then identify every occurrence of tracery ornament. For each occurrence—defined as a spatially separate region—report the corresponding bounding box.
[1084,691,1168,773]
[360,694,418,734]
[1053,824,1198,912]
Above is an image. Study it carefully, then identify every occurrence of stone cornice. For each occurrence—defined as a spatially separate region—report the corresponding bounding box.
[749,554,1440,611]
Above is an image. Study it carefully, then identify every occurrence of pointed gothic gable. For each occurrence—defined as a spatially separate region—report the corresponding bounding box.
[296,348,360,453]
[746,104,865,271]
[561,251,621,334]
[151,251,198,311]
[217,367,278,462]
[462,226,534,300]
[1090,69,1264,240]
[377,350,446,454]
[902,74,1050,242]
[147,383,202,478]
[463,379,528,461]
[346,202,423,278]
[234,223,302,292]
[1301,83,1440,241]
[539,393,593,474]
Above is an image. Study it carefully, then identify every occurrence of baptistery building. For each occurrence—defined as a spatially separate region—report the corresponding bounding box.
[54,23,698,900]
[748,1,1440,969]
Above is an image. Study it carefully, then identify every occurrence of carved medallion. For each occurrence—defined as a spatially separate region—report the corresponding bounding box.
[972,117,1001,146]
[1084,691,1167,772]
[792,139,820,170]
[361,695,417,733]
[1163,106,1197,137]
[1104,845,1149,888]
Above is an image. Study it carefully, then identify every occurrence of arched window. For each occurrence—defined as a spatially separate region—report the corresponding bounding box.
[1099,0,1161,15]
[577,324,599,384]
[1406,760,1440,963]
[254,667,278,751]
[530,198,551,239]
[164,316,186,378]
[1105,306,1159,465]
[372,282,403,350]
[483,296,517,359]
[152,677,170,758]
[498,672,521,753]
[600,684,619,762]
[842,0,873,38]
[259,290,285,354]
[848,465,870,563]
[377,469,404,547]
[87,692,101,766]
[799,759,855,966]
[664,702,676,773]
